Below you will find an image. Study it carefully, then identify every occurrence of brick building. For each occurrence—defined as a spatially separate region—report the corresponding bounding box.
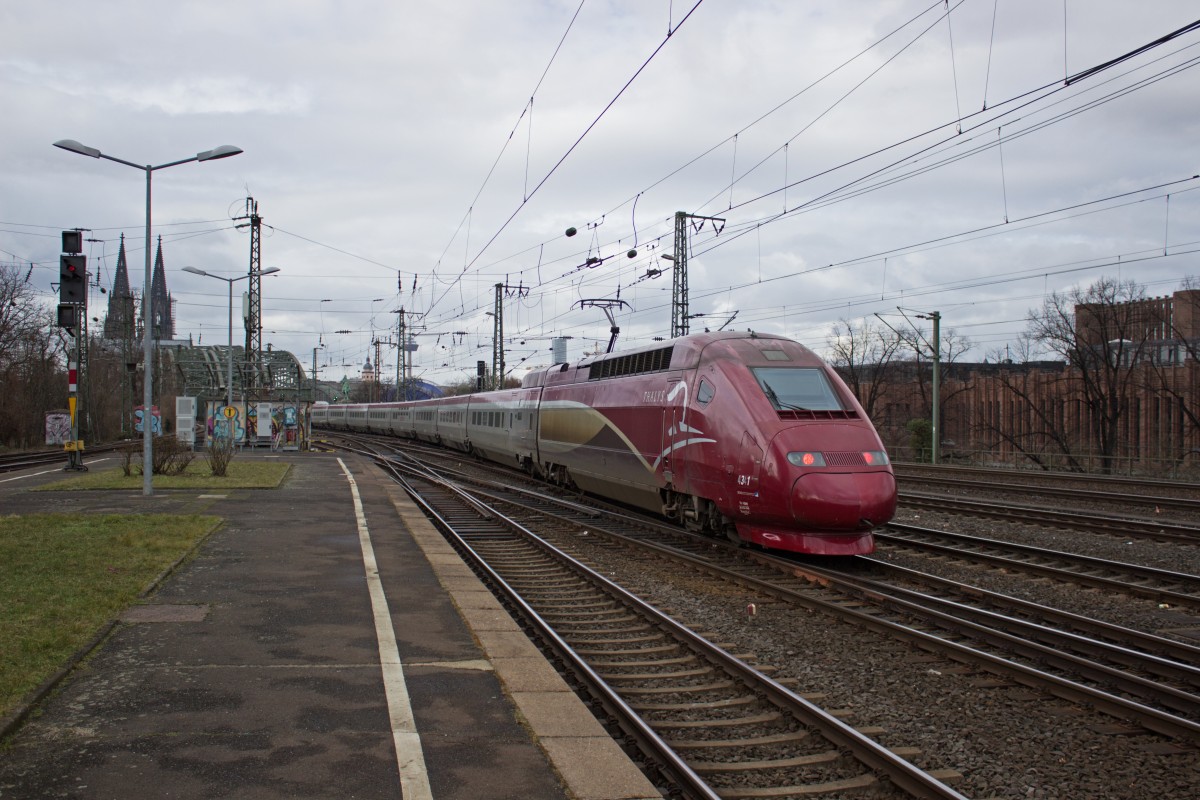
[849,290,1200,475]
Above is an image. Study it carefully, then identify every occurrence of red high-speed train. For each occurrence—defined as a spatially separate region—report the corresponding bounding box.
[313,331,896,555]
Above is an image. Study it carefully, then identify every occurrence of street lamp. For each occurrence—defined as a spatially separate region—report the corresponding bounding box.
[53,139,243,496]
[182,266,280,410]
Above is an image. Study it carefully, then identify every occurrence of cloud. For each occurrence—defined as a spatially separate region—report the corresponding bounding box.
[3,1,1198,383]
[106,77,312,116]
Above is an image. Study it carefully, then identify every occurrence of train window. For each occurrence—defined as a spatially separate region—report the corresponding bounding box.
[696,379,715,405]
[751,367,844,411]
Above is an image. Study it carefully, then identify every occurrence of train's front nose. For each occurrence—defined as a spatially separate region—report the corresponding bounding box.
[789,468,897,530]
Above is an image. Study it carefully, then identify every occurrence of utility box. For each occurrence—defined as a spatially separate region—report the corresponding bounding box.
[176,397,197,447]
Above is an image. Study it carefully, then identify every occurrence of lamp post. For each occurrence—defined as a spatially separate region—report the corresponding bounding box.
[53,139,243,496]
[182,267,280,410]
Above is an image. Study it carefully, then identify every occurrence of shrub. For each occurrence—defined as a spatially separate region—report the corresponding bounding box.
[119,442,139,476]
[137,435,195,476]
[205,438,235,477]
[906,418,933,463]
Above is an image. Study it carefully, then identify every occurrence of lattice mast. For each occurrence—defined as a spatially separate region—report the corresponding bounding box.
[238,197,264,396]
[670,212,724,339]
[397,309,410,399]
[492,283,504,390]
[671,212,689,338]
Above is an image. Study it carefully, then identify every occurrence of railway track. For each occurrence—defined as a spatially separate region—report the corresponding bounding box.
[372,448,967,800]
[878,524,1200,610]
[0,442,127,474]
[894,463,1200,497]
[461,476,1200,741]
[897,493,1200,544]
[0,450,70,472]
[898,477,1200,516]
[328,434,1200,760]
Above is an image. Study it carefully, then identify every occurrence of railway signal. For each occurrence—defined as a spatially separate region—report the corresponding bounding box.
[57,231,88,470]
[62,229,83,253]
[59,255,86,304]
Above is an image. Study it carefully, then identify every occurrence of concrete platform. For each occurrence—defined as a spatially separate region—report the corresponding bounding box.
[0,452,663,800]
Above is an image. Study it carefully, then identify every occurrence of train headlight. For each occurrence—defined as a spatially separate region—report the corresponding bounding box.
[862,450,890,465]
[787,451,826,467]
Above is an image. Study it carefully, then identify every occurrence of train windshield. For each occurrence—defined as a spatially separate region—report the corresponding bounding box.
[751,367,845,412]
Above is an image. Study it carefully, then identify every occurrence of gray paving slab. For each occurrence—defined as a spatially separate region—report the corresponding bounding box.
[0,453,593,799]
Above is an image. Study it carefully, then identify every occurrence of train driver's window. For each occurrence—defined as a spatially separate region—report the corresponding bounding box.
[752,367,843,411]
[696,379,715,406]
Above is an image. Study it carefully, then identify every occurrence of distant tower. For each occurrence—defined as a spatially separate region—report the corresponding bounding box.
[552,337,569,365]
[103,234,135,340]
[148,236,175,340]
[361,356,374,383]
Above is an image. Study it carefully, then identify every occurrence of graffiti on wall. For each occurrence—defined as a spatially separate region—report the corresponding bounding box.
[45,412,71,446]
[206,402,245,444]
[204,402,308,450]
[134,406,163,435]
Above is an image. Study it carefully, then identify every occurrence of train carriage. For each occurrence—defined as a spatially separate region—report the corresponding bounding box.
[436,395,471,452]
[529,332,894,554]
[314,331,895,555]
[535,346,679,511]
[409,398,441,444]
[464,387,541,471]
[387,404,413,437]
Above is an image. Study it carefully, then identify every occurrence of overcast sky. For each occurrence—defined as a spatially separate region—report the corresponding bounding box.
[3,1,1198,383]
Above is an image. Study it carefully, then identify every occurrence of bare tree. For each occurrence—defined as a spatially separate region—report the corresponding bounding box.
[0,265,63,448]
[826,318,906,419]
[972,356,1081,471]
[1026,277,1155,473]
[1144,279,1200,461]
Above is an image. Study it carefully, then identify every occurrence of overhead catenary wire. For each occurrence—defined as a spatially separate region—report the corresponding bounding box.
[454,3,1198,314]
[31,7,1195,381]
[426,0,708,320]
[436,40,1200,338]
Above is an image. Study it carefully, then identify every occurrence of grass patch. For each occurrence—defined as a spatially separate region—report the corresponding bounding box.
[37,460,291,491]
[0,513,220,718]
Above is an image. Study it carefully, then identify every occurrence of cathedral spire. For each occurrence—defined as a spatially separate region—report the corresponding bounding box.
[103,234,135,340]
[149,236,175,340]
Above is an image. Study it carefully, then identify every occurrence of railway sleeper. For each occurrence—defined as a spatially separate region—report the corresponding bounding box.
[714,774,880,798]
[599,666,714,681]
[652,711,784,729]
[553,622,651,634]
[619,680,737,695]
[589,656,698,669]
[689,749,843,773]
[568,634,664,645]
[629,696,758,712]
[572,642,679,655]
[665,730,813,749]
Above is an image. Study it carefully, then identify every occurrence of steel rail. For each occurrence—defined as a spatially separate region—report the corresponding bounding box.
[381,459,722,800]
[850,557,1200,672]
[893,462,1200,491]
[783,565,1200,718]
[880,524,1200,607]
[0,442,125,473]
[899,493,1200,543]
[397,460,1200,742]
[329,436,1200,742]
[898,476,1200,513]
[376,454,968,800]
